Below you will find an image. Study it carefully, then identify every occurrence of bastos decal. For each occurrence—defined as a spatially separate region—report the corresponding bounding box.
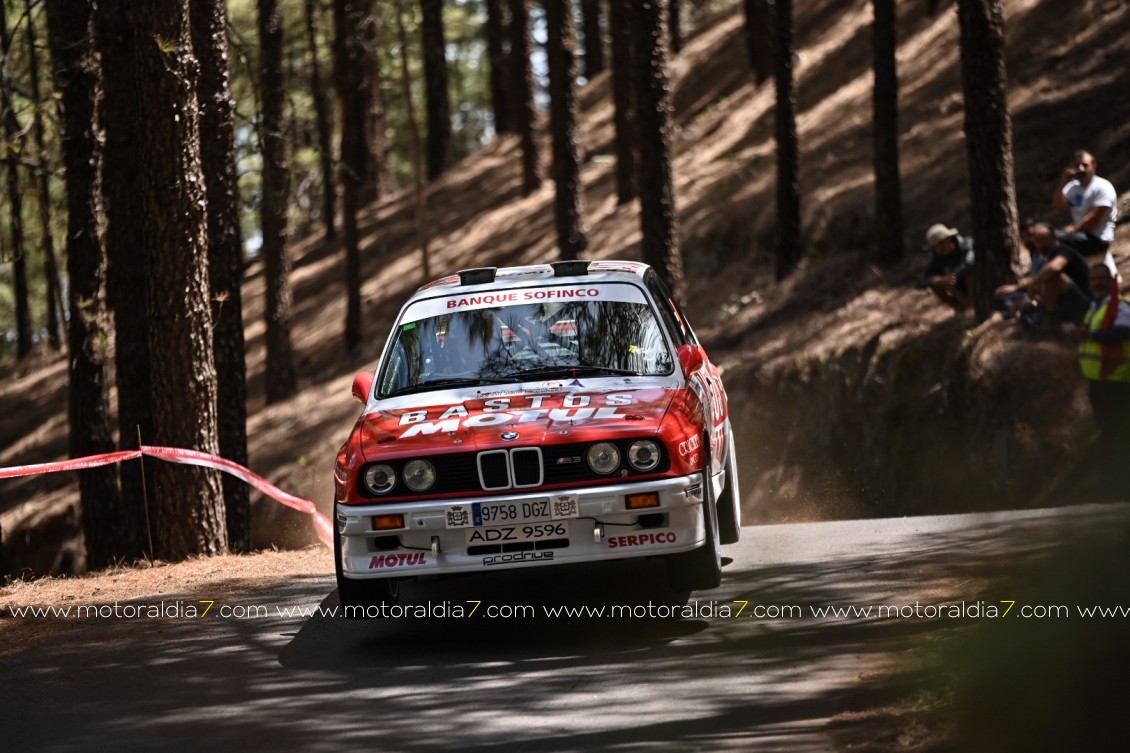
[391,392,643,439]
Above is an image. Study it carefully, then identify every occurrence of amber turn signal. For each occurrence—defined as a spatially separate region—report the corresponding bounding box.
[626,493,660,510]
[371,514,405,530]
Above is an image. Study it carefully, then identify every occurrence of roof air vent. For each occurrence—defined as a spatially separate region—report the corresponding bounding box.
[550,260,591,278]
[458,267,497,286]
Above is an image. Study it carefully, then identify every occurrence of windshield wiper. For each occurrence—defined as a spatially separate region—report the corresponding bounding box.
[502,365,642,380]
[385,377,511,398]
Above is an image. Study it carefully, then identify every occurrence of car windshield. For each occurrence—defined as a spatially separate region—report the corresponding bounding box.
[378,284,674,397]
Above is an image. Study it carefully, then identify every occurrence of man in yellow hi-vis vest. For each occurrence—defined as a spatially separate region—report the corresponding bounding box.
[1075,264,1130,450]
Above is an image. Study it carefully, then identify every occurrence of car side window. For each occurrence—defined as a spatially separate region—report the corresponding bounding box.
[379,340,410,395]
[646,273,695,347]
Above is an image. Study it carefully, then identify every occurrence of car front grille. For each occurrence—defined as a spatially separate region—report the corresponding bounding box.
[477,450,511,490]
[510,448,543,487]
[356,440,668,499]
[477,447,544,490]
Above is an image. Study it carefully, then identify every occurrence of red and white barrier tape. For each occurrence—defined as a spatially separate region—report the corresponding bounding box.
[0,447,332,548]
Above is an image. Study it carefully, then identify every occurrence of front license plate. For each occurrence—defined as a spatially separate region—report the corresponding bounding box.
[446,498,579,529]
[466,521,570,545]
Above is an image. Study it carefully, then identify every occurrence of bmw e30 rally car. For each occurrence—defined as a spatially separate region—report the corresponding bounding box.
[333,260,740,615]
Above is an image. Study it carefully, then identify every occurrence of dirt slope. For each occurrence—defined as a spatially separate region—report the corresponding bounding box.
[2,0,1129,574]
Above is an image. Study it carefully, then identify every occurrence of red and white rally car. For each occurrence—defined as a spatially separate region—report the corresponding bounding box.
[334,260,740,615]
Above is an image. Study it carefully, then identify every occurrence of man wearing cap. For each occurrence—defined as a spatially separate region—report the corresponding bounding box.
[1051,150,1119,265]
[917,223,975,311]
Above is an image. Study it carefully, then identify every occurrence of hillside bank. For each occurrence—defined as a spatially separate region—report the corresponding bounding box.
[3,0,1130,574]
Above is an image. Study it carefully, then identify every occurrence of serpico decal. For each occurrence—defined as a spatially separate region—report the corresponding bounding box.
[607,531,677,549]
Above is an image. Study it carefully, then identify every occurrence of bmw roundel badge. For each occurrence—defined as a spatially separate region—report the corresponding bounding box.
[501,431,520,441]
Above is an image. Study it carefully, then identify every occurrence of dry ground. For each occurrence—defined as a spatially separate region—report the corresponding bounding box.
[0,547,331,662]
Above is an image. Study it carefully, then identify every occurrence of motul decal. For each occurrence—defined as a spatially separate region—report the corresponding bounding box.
[369,552,431,569]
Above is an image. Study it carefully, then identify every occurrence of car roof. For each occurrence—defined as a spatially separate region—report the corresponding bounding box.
[414,260,652,300]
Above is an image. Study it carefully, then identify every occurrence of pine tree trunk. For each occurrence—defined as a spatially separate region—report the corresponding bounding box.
[581,0,605,79]
[956,0,1018,321]
[545,0,587,260]
[24,0,64,350]
[259,0,298,402]
[771,0,801,280]
[192,0,251,552]
[304,0,337,239]
[360,3,390,201]
[486,0,511,133]
[129,0,227,559]
[508,0,540,195]
[872,0,905,265]
[0,2,32,359]
[421,0,451,181]
[394,0,432,283]
[334,0,378,353]
[46,0,124,571]
[97,0,154,557]
[2,141,30,359]
[631,0,684,300]
[743,0,772,85]
[669,0,683,54]
[609,0,636,204]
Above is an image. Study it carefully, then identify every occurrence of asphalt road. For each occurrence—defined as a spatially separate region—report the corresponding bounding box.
[3,502,1129,752]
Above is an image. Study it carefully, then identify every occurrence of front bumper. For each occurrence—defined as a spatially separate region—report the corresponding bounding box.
[336,474,706,580]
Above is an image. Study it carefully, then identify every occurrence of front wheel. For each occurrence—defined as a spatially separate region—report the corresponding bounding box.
[717,425,741,545]
[666,443,722,591]
[334,501,401,619]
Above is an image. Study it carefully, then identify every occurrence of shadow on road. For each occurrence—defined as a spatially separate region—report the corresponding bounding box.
[3,503,1128,752]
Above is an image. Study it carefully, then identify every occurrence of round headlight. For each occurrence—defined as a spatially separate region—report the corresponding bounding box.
[627,439,661,472]
[362,464,397,495]
[586,442,621,475]
[403,459,437,492]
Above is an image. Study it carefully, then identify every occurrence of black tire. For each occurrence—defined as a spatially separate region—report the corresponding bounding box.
[334,501,400,619]
[666,441,722,592]
[717,425,741,545]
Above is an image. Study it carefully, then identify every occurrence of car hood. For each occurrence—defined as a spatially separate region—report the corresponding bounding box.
[357,381,678,460]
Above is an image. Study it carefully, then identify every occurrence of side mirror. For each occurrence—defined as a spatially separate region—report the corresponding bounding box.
[351,371,374,403]
[677,344,705,378]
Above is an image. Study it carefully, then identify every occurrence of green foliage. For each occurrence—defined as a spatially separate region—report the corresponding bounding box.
[1,0,503,352]
[446,0,493,158]
[1,0,67,360]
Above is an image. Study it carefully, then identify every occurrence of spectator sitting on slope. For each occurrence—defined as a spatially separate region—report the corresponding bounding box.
[1015,222,1095,328]
[917,223,975,312]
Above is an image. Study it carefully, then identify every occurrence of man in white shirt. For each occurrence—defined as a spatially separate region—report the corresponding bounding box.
[1051,150,1119,267]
